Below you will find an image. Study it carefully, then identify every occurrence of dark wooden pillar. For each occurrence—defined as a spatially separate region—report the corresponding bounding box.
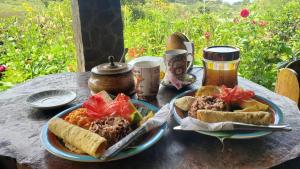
[72,0,124,72]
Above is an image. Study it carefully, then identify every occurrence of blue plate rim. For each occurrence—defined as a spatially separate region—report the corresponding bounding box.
[170,89,283,139]
[40,99,166,162]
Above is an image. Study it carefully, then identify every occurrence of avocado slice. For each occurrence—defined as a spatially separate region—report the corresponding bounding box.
[130,111,143,124]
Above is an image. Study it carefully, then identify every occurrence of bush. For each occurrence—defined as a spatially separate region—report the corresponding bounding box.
[123,0,300,89]
[0,0,299,91]
[0,0,76,91]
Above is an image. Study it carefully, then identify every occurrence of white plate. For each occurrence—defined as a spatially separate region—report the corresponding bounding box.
[26,90,76,109]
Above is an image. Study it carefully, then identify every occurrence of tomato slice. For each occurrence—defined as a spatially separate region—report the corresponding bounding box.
[105,93,134,121]
[83,93,136,121]
[83,93,110,119]
[217,85,254,104]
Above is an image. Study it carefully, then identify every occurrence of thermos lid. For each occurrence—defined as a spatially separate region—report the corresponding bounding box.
[203,46,240,61]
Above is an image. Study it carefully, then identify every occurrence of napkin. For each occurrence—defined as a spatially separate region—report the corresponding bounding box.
[180,117,236,131]
[165,72,184,90]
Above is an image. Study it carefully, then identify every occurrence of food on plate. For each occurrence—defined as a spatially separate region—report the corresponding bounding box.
[97,90,114,103]
[175,85,273,125]
[138,111,154,126]
[64,141,85,154]
[175,96,196,111]
[196,110,273,125]
[131,111,143,125]
[189,96,227,118]
[83,92,137,121]
[64,108,94,129]
[83,91,114,119]
[217,85,254,104]
[195,85,220,97]
[47,90,156,157]
[238,99,269,112]
[48,118,107,158]
[89,116,132,146]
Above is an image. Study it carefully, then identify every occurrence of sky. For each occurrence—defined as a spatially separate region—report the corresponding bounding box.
[222,0,243,4]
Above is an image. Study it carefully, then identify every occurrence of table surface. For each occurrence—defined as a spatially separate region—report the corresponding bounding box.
[1,68,300,169]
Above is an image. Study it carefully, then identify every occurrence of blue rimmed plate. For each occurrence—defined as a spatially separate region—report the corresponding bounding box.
[171,89,283,139]
[40,99,166,162]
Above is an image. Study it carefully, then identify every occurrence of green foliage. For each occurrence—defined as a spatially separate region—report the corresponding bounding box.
[0,0,76,91]
[0,0,299,91]
[124,0,300,89]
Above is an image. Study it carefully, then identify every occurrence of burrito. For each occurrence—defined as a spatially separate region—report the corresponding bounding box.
[196,110,273,125]
[48,118,107,158]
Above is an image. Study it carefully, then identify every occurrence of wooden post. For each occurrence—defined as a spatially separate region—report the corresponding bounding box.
[72,0,124,72]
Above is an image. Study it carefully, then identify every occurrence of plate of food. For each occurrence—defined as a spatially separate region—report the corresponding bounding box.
[171,85,284,139]
[40,91,166,162]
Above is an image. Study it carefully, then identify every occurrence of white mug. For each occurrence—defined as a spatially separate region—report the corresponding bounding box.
[133,61,160,100]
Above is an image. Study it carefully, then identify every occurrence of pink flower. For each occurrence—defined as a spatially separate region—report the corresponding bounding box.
[240,9,250,18]
[259,20,267,27]
[0,65,6,72]
[204,32,211,40]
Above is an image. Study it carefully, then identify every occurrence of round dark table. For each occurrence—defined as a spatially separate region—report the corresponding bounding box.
[1,68,300,169]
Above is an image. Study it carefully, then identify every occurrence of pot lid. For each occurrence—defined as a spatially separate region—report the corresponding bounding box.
[91,56,133,75]
[203,46,240,61]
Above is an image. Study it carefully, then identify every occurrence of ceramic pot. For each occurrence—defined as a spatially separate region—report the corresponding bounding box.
[88,56,135,96]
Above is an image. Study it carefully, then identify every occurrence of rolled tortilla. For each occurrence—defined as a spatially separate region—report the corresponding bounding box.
[48,118,107,158]
[196,110,273,125]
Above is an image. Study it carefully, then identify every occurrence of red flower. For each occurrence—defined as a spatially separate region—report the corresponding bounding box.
[252,20,257,25]
[128,48,145,58]
[204,32,211,40]
[240,9,250,18]
[0,65,6,72]
[259,20,267,27]
[128,48,136,57]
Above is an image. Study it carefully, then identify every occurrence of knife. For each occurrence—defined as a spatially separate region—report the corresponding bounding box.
[173,123,292,132]
[101,104,170,160]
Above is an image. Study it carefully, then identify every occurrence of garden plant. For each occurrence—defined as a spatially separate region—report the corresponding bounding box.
[0,0,299,91]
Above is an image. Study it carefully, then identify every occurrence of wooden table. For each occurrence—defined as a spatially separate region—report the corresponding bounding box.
[1,68,300,169]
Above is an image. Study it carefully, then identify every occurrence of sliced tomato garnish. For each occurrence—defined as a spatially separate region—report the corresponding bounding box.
[83,93,135,121]
[217,85,254,104]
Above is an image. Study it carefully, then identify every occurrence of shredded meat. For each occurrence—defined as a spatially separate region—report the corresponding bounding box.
[89,116,132,146]
[188,96,226,118]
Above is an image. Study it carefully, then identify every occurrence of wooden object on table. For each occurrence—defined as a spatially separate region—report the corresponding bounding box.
[72,0,124,72]
[166,32,189,50]
[88,56,135,96]
[275,68,300,106]
[1,68,300,169]
[166,32,194,72]
[287,59,300,76]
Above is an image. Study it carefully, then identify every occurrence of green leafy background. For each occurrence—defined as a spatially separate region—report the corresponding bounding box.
[0,0,299,91]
